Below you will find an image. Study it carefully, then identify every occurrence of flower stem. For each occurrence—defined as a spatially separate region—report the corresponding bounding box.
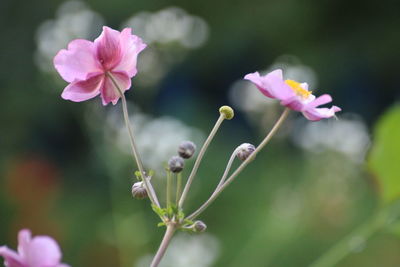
[176,173,182,205]
[106,72,161,208]
[187,108,290,220]
[216,147,240,189]
[150,224,176,267]
[166,171,172,210]
[178,114,225,208]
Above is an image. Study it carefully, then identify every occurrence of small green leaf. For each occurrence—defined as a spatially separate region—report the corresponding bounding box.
[177,210,185,220]
[183,219,194,225]
[368,105,400,204]
[151,204,167,217]
[134,170,142,180]
[157,222,166,227]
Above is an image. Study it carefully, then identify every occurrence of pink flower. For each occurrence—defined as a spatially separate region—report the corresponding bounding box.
[0,229,69,267]
[54,26,146,105]
[244,69,341,121]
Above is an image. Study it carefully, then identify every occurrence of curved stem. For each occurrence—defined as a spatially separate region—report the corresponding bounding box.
[187,108,290,220]
[106,72,161,208]
[150,224,176,267]
[217,147,240,188]
[178,114,225,208]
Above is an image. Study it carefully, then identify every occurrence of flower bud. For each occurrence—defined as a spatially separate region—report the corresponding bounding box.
[168,156,184,173]
[219,105,234,120]
[193,220,207,233]
[236,143,256,161]
[178,141,196,159]
[131,181,148,199]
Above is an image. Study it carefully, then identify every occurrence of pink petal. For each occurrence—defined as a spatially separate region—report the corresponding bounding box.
[0,246,25,267]
[302,106,341,121]
[280,96,306,111]
[244,69,294,100]
[244,72,274,98]
[113,28,146,77]
[307,94,332,108]
[17,229,31,259]
[25,236,62,267]
[101,72,131,105]
[54,39,102,83]
[61,73,104,102]
[95,26,123,70]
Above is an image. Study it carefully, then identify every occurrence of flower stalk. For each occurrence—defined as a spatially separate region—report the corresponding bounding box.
[166,170,172,210]
[178,113,226,208]
[150,224,176,267]
[187,108,290,220]
[176,173,182,205]
[106,72,161,208]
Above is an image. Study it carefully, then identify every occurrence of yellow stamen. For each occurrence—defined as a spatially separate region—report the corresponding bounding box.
[285,79,312,99]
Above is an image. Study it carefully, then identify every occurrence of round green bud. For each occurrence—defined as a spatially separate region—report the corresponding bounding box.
[219,106,234,120]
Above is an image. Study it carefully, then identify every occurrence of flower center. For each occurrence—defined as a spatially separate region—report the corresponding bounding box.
[285,79,312,99]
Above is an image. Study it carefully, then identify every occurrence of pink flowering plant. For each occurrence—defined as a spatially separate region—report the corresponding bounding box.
[1,26,343,267]
[0,229,69,267]
[54,26,146,105]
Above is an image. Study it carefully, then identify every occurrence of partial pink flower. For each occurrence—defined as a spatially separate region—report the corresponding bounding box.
[244,69,341,121]
[54,26,146,105]
[0,229,69,267]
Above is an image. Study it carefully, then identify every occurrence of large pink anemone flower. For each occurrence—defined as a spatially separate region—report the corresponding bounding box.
[54,26,146,105]
[0,229,69,267]
[244,69,341,121]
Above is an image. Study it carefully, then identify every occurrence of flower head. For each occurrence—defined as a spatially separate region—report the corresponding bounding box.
[54,26,146,105]
[244,69,341,121]
[0,229,69,267]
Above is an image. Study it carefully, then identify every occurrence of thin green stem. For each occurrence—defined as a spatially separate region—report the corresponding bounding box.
[187,108,290,220]
[106,72,161,208]
[178,114,225,208]
[176,173,182,205]
[166,171,172,210]
[150,224,176,267]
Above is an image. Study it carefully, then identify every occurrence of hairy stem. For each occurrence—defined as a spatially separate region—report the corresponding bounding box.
[187,108,290,220]
[106,72,161,208]
[150,224,176,267]
[179,114,225,208]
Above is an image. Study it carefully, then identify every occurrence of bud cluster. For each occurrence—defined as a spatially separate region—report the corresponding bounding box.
[168,141,197,173]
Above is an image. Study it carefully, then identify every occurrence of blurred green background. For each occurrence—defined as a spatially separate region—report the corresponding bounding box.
[1,0,400,266]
